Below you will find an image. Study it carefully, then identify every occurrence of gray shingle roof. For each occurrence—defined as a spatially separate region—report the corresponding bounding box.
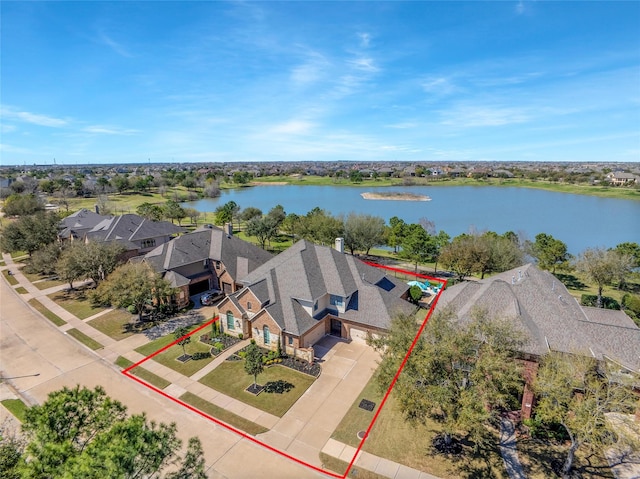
[143,226,273,280]
[437,263,640,372]
[85,214,184,250]
[236,240,414,336]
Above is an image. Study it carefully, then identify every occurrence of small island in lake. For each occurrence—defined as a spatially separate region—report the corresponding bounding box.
[361,191,431,201]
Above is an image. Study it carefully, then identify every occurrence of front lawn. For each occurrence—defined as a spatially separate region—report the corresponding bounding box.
[15,286,28,294]
[88,309,135,341]
[332,372,507,479]
[198,360,315,417]
[135,324,215,377]
[48,288,105,319]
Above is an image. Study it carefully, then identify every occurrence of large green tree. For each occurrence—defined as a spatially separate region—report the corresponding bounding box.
[371,308,524,450]
[386,216,407,254]
[534,353,639,478]
[399,223,437,272]
[532,233,571,273]
[343,213,386,255]
[245,215,279,249]
[92,262,175,321]
[12,385,206,479]
[75,241,125,286]
[164,200,186,226]
[575,247,634,308]
[2,193,44,216]
[136,202,164,221]
[0,211,59,256]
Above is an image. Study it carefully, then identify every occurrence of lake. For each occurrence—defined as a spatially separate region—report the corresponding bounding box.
[186,185,640,255]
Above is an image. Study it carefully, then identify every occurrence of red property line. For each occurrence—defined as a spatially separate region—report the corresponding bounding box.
[122,263,447,479]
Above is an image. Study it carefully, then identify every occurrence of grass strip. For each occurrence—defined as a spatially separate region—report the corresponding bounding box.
[319,453,386,479]
[66,328,103,350]
[115,356,170,390]
[0,398,28,422]
[2,270,19,286]
[179,391,268,436]
[28,298,66,326]
[47,290,105,320]
[15,286,28,294]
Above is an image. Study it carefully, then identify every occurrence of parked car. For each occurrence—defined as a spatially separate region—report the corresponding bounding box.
[200,291,223,306]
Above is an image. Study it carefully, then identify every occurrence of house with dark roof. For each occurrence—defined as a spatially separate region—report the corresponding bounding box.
[83,213,185,259]
[435,263,640,419]
[142,225,273,308]
[215,239,414,363]
[59,209,184,260]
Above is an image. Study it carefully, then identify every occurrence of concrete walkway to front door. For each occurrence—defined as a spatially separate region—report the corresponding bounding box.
[257,335,380,468]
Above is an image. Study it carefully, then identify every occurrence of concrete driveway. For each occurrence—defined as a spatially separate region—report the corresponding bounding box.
[258,335,380,467]
[0,276,326,479]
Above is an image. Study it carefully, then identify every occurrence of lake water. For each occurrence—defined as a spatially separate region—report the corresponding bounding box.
[186,185,639,255]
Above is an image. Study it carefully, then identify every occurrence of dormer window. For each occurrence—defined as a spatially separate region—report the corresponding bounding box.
[330,295,344,308]
[215,261,221,269]
[141,239,156,248]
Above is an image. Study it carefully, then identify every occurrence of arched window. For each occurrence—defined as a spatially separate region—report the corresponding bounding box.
[263,325,270,345]
[226,311,234,330]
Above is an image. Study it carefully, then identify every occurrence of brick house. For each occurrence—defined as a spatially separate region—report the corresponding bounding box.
[142,225,273,308]
[215,239,415,363]
[435,263,640,420]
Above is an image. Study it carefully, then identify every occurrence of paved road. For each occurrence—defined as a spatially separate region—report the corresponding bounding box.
[0,277,325,479]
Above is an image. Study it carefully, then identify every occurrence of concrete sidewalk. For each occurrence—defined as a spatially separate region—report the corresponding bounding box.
[322,438,442,479]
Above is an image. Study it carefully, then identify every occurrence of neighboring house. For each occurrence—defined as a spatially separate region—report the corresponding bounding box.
[59,208,185,259]
[58,208,111,242]
[435,263,640,420]
[216,239,414,363]
[142,224,273,308]
[606,171,639,186]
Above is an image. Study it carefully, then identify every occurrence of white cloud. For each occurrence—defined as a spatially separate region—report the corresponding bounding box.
[290,52,330,86]
[98,31,133,58]
[349,57,379,73]
[1,106,68,127]
[357,32,371,48]
[83,125,138,135]
[422,77,458,96]
[441,105,530,127]
[269,119,315,135]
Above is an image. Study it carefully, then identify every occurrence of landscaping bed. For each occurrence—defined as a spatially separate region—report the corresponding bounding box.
[200,332,242,355]
[232,343,321,377]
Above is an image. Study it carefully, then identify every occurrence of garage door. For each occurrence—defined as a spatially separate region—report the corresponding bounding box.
[189,279,210,296]
[303,322,326,347]
[350,327,377,344]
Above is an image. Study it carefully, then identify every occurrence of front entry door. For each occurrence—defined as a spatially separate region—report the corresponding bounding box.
[330,319,342,337]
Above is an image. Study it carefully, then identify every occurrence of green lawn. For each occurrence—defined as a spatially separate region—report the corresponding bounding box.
[198,361,315,417]
[66,328,103,350]
[88,309,135,341]
[319,453,386,479]
[1,398,28,422]
[28,298,66,326]
[20,270,66,290]
[15,286,28,294]
[135,325,215,377]
[179,391,268,436]
[115,356,171,390]
[48,288,105,319]
[332,373,507,479]
[2,269,19,285]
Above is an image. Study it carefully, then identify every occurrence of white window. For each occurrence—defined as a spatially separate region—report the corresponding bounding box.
[247,301,252,310]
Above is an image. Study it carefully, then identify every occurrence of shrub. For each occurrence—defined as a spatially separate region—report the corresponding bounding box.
[622,294,640,324]
[192,351,211,360]
[580,294,620,310]
[214,342,224,352]
[250,339,256,345]
[238,333,243,340]
[238,351,247,359]
[127,305,137,314]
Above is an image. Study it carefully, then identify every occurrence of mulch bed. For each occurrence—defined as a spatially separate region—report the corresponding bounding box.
[245,384,264,395]
[200,333,242,354]
[176,354,192,363]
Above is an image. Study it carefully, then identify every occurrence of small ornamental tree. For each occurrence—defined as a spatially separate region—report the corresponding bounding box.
[244,343,264,388]
[174,327,191,358]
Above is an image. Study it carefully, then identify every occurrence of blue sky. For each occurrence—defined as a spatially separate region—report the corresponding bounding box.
[1,1,639,165]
